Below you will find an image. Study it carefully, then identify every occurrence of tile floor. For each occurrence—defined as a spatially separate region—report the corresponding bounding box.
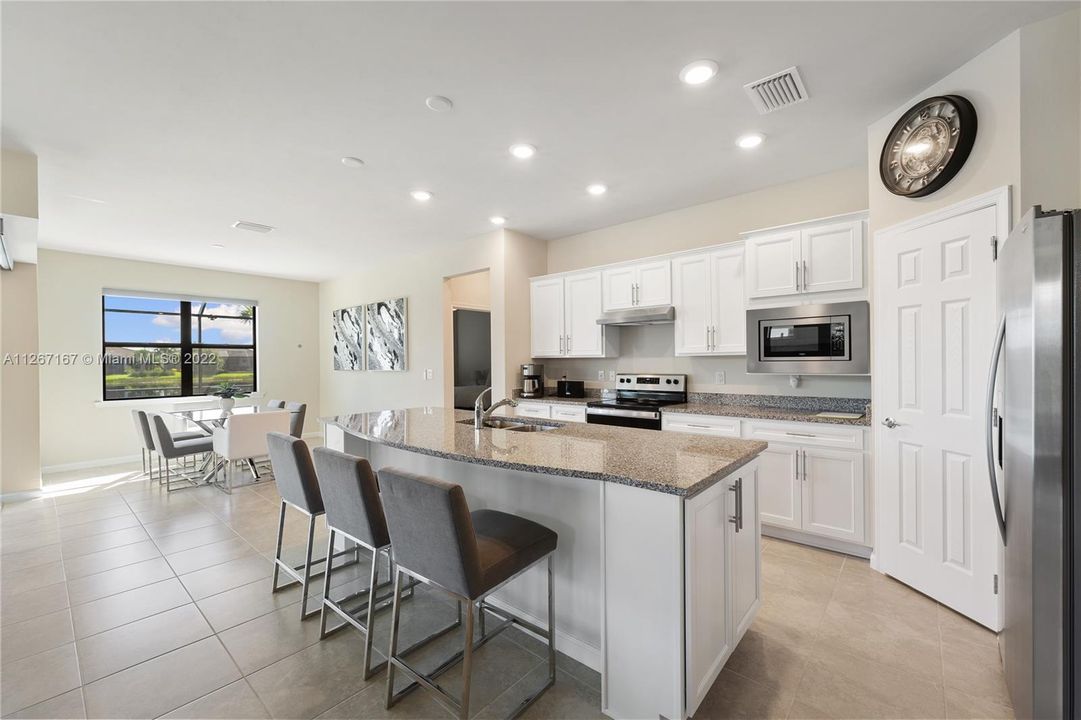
[1,462,1013,719]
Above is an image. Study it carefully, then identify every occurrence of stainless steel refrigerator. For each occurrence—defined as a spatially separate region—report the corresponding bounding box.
[992,206,1079,719]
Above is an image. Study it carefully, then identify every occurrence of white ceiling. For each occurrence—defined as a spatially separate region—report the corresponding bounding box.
[2,1,1071,281]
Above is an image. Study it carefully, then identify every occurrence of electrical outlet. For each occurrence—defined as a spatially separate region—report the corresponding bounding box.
[424,369,434,380]
[715,371,726,385]
[607,370,616,382]
[597,370,605,381]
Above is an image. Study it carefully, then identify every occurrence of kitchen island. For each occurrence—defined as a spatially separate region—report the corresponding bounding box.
[323,407,767,720]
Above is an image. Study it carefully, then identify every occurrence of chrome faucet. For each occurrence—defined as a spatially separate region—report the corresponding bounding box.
[474,387,518,429]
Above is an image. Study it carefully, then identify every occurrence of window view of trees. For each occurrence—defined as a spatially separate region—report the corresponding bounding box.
[102,295,256,400]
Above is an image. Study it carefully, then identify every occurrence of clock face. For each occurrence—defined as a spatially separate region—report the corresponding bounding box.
[880,95,977,198]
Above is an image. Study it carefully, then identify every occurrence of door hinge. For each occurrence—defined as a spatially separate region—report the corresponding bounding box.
[994,574,999,594]
[991,235,998,261]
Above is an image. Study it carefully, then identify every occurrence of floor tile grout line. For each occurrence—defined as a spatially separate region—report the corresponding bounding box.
[782,554,844,720]
[499,627,602,697]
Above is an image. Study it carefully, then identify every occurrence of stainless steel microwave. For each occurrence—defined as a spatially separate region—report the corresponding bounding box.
[746,301,870,375]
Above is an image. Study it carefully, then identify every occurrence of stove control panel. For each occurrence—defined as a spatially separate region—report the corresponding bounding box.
[614,373,687,391]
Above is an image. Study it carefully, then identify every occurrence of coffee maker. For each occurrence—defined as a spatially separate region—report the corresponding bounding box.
[521,363,544,398]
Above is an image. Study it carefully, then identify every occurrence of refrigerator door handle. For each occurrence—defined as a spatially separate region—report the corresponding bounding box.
[985,313,1007,545]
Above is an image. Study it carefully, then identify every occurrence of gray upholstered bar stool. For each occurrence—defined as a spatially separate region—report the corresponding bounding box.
[311,447,421,679]
[147,414,214,492]
[379,468,558,720]
[265,398,285,409]
[285,401,307,438]
[266,433,360,620]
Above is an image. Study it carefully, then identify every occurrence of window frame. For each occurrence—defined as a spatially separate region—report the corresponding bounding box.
[101,295,258,401]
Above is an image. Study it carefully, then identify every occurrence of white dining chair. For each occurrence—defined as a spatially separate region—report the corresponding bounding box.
[211,410,291,493]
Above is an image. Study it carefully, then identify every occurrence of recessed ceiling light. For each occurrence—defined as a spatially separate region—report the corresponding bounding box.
[737,133,765,149]
[509,143,537,160]
[489,216,507,226]
[586,183,608,196]
[679,59,719,86]
[340,156,364,168]
[425,95,454,112]
[211,243,225,249]
[411,189,433,202]
[232,221,274,233]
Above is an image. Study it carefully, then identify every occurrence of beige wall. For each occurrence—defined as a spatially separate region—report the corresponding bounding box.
[37,250,320,469]
[1,262,42,493]
[1019,10,1081,212]
[867,32,1023,236]
[543,166,872,397]
[1,149,39,219]
[446,271,491,310]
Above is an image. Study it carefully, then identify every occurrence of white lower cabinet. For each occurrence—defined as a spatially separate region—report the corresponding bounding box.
[684,464,760,716]
[666,416,868,547]
[549,404,586,423]
[514,402,551,419]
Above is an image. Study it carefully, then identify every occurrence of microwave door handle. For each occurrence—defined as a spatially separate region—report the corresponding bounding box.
[985,313,1007,545]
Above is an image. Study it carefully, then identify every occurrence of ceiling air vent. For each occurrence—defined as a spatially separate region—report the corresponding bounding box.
[232,221,275,234]
[744,66,808,114]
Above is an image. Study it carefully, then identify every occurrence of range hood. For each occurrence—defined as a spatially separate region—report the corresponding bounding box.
[597,305,675,326]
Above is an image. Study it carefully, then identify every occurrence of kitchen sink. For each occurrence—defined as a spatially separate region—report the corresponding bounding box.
[457,418,559,432]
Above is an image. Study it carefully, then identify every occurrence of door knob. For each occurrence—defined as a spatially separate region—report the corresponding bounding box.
[881,417,899,429]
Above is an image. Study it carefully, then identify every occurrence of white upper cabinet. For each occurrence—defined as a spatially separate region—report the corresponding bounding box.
[564,271,606,357]
[531,272,614,358]
[710,245,746,354]
[744,213,866,301]
[745,230,800,299]
[672,244,746,356]
[530,277,565,358]
[799,220,864,294]
[602,259,672,311]
[672,253,713,355]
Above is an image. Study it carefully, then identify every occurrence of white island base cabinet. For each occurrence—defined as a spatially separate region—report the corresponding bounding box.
[603,463,760,720]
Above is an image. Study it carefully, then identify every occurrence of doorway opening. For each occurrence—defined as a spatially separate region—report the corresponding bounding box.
[444,270,491,410]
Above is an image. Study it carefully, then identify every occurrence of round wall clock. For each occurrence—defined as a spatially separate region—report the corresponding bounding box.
[879,94,977,198]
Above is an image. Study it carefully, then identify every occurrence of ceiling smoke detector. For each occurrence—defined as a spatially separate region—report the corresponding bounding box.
[744,66,809,114]
[231,221,275,234]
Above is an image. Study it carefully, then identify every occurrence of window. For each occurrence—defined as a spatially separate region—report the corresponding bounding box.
[102,294,257,400]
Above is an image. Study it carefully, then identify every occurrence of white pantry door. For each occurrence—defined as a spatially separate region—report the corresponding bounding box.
[874,203,1002,630]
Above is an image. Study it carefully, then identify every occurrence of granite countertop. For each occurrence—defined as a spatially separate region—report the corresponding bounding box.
[664,403,870,426]
[323,407,766,498]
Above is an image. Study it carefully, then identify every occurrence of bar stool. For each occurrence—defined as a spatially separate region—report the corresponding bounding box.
[266,433,360,620]
[311,447,425,678]
[379,468,558,720]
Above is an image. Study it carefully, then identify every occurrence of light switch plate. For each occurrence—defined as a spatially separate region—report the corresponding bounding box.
[424,369,434,380]
[607,370,616,382]
[597,370,605,381]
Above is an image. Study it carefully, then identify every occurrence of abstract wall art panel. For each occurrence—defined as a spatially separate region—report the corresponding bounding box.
[366,297,407,371]
[331,306,365,370]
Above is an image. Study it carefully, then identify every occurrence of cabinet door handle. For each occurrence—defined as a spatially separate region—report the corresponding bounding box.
[795,261,800,292]
[728,478,744,532]
[795,451,800,482]
[802,449,808,481]
[711,326,716,351]
[785,431,817,438]
[559,335,564,354]
[705,326,710,349]
[802,260,808,290]
[566,335,571,353]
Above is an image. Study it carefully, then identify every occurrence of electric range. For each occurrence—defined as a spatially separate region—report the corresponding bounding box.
[585,373,687,430]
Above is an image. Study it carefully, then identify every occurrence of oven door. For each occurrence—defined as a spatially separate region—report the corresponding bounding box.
[585,406,662,430]
[760,315,849,363]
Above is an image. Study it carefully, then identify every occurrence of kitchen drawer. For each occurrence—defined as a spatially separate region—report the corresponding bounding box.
[550,405,586,423]
[742,420,863,451]
[662,413,741,438]
[515,402,552,419]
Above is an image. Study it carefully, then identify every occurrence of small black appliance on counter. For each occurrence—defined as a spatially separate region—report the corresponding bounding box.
[555,377,585,398]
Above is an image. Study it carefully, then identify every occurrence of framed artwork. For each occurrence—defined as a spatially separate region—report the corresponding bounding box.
[366,297,407,371]
[331,305,365,370]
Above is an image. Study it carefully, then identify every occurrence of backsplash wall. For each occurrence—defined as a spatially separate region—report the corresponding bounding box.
[540,324,871,398]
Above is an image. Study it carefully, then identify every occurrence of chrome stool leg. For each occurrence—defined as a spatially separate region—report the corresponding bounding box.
[272,501,361,620]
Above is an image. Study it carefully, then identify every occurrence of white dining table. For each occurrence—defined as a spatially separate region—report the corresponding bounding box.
[167,405,298,482]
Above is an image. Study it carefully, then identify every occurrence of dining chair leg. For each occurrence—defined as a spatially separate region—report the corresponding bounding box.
[318,529,336,639]
[299,513,317,620]
[384,569,404,710]
[271,500,287,592]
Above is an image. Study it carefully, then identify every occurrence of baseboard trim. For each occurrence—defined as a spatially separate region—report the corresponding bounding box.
[483,595,601,672]
[762,525,873,559]
[41,431,323,475]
